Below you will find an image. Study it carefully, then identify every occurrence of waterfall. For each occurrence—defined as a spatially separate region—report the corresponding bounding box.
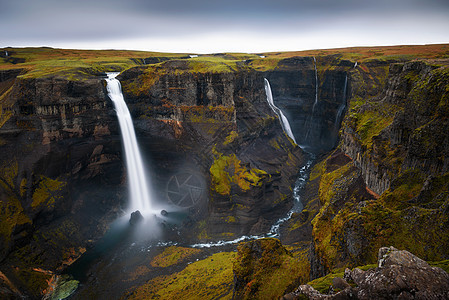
[5,50,8,57]
[264,78,297,144]
[312,56,319,112]
[105,72,153,214]
[334,75,348,129]
[354,61,358,68]
[304,57,319,142]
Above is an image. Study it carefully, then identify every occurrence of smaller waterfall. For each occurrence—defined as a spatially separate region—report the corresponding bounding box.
[334,75,348,127]
[105,72,153,214]
[354,62,358,68]
[264,78,297,144]
[5,50,8,57]
[304,57,319,142]
[312,56,319,111]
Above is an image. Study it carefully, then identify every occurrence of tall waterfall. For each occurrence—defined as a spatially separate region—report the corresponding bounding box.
[264,78,297,144]
[105,72,153,214]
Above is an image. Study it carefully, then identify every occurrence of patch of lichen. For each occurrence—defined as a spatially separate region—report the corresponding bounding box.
[318,162,353,205]
[233,238,308,299]
[181,105,235,123]
[11,268,52,298]
[121,65,167,97]
[311,159,449,271]
[150,246,201,268]
[125,251,236,300]
[209,152,268,195]
[0,47,184,80]
[0,161,31,245]
[347,102,400,149]
[0,194,31,245]
[379,169,425,209]
[307,264,377,293]
[223,130,238,146]
[309,258,449,294]
[31,176,66,209]
[429,260,449,273]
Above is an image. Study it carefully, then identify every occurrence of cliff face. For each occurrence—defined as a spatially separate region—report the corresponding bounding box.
[265,55,351,153]
[0,72,127,297]
[305,58,449,278]
[119,65,305,237]
[3,46,447,298]
[0,54,324,295]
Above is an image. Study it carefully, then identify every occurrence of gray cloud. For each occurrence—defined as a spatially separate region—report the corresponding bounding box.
[1,0,448,51]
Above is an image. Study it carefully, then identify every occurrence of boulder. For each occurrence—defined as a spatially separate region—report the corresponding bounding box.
[129,210,144,226]
[292,247,449,299]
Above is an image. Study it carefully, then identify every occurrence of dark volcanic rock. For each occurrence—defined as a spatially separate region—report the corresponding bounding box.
[265,56,352,153]
[129,210,144,226]
[291,247,449,300]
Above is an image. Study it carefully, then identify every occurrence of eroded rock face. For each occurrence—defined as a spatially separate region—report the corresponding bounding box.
[265,56,351,153]
[233,238,303,300]
[290,247,449,300]
[0,55,356,297]
[303,58,449,280]
[341,60,449,195]
[118,67,306,238]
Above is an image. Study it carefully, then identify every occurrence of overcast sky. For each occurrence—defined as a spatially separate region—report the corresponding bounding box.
[1,0,448,53]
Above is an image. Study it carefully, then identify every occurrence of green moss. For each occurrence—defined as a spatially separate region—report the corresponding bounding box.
[429,260,449,274]
[308,264,377,293]
[0,161,31,244]
[248,57,281,71]
[12,268,52,297]
[223,130,238,146]
[309,159,326,181]
[380,169,426,209]
[31,176,66,208]
[233,238,309,299]
[50,277,79,300]
[209,153,267,195]
[126,252,236,300]
[150,246,202,268]
[318,162,353,205]
[354,107,398,149]
[187,56,238,73]
[196,220,210,240]
[0,47,186,80]
[0,194,31,244]
[308,269,345,293]
[224,216,236,223]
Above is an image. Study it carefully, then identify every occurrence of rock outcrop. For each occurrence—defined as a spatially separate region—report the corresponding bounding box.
[233,238,308,300]
[288,247,449,299]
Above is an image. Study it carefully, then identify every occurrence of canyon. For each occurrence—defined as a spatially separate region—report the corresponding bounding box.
[0,45,448,299]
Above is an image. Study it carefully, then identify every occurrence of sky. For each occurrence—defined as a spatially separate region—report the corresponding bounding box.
[1,0,449,53]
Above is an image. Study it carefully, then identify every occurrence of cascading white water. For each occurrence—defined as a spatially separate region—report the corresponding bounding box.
[312,56,319,111]
[105,72,153,214]
[354,61,358,68]
[264,78,297,144]
[304,57,319,142]
[334,75,348,127]
[5,50,8,57]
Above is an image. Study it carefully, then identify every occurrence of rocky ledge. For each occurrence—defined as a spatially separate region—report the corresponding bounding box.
[286,246,449,299]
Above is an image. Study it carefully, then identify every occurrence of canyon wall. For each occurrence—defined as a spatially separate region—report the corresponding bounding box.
[0,54,355,295]
[299,58,449,279]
